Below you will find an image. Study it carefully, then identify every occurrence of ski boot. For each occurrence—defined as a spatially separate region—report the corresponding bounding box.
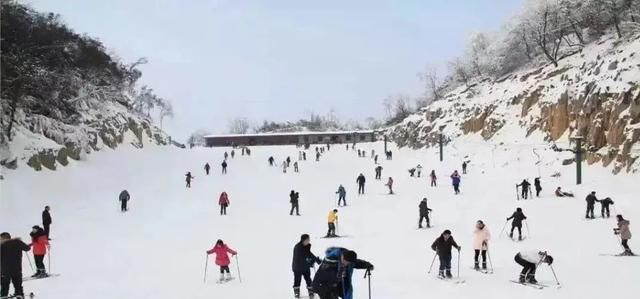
[225,273,233,281]
[482,262,487,270]
[293,287,300,298]
[518,235,523,241]
[518,274,526,283]
[307,287,315,299]
[445,269,453,279]
[474,262,480,270]
[526,274,538,284]
[218,273,225,283]
[438,270,445,278]
[37,271,49,278]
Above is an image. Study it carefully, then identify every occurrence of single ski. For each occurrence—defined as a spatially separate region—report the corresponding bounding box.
[321,235,348,239]
[510,280,543,289]
[23,274,60,282]
[599,253,637,257]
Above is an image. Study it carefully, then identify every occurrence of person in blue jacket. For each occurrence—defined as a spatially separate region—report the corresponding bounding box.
[450,170,461,194]
[312,247,373,299]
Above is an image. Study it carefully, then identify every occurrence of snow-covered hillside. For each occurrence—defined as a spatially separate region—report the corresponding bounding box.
[390,35,640,174]
[1,142,638,298]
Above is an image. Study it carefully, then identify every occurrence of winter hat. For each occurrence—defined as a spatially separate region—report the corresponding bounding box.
[343,250,358,263]
[333,209,338,213]
[443,229,452,235]
[300,234,310,242]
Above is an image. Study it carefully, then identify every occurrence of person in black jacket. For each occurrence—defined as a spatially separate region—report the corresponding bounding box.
[312,247,373,299]
[507,208,527,240]
[431,230,461,278]
[356,174,366,194]
[268,156,275,166]
[292,234,321,298]
[1,232,31,298]
[290,191,300,216]
[517,179,531,199]
[586,191,597,219]
[599,197,614,218]
[42,206,52,239]
[221,160,228,174]
[534,177,542,197]
[418,198,432,228]
[204,163,211,175]
[119,190,130,212]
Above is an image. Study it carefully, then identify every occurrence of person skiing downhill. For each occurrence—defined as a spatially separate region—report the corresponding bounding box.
[450,171,461,194]
[204,163,211,175]
[119,190,130,212]
[29,226,49,278]
[42,206,52,239]
[294,161,299,173]
[385,177,394,194]
[534,177,542,197]
[356,174,366,195]
[517,179,531,200]
[374,166,382,180]
[418,198,432,228]
[292,234,322,298]
[431,230,461,278]
[290,190,300,216]
[206,240,238,282]
[219,192,230,215]
[585,191,598,219]
[221,160,228,174]
[473,220,491,271]
[599,197,614,218]
[1,232,31,298]
[514,250,553,284]
[185,172,194,188]
[269,156,275,166]
[614,215,634,255]
[312,247,373,299]
[336,185,347,207]
[430,170,437,187]
[326,209,338,237]
[507,208,527,241]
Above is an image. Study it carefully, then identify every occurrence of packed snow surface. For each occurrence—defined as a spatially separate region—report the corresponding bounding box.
[1,141,638,298]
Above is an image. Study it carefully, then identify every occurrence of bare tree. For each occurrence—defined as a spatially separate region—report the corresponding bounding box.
[158,99,174,129]
[527,2,566,67]
[383,94,413,124]
[448,58,471,86]
[228,117,251,134]
[419,66,444,103]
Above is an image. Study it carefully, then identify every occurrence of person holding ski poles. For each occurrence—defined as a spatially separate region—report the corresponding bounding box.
[29,225,49,278]
[326,209,339,238]
[385,177,394,194]
[336,185,347,207]
[418,198,432,228]
[1,232,31,298]
[430,170,437,187]
[514,250,553,284]
[291,234,322,298]
[312,247,374,299]
[206,239,237,283]
[290,190,300,216]
[431,230,461,278]
[614,215,634,256]
[119,189,130,212]
[356,174,366,195]
[473,220,490,271]
[517,179,531,200]
[185,172,194,188]
[219,192,230,215]
[507,208,527,241]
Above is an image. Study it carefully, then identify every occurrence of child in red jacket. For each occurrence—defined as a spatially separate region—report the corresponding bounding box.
[206,239,237,282]
[219,192,230,215]
[29,225,49,278]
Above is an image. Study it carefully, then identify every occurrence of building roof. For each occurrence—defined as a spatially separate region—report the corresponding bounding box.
[204,130,375,138]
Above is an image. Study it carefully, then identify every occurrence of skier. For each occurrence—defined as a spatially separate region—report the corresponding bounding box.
[408,168,416,177]
[303,152,307,161]
[416,164,423,177]
[298,151,303,161]
[599,197,615,218]
[246,148,251,156]
[219,192,230,215]
[514,250,553,284]
[374,154,378,164]
[231,150,235,158]
[431,230,461,278]
[206,240,238,283]
[585,191,598,219]
[290,190,300,216]
[356,174,366,195]
[507,208,527,241]
[345,144,349,150]
[204,163,211,175]
[0,232,31,298]
[462,161,468,174]
[119,189,130,212]
[430,170,437,187]
[385,177,394,194]
[292,234,321,298]
[29,225,49,278]
[614,215,634,255]
[221,160,228,174]
[357,149,361,157]
[450,170,461,194]
[269,156,275,166]
[326,209,338,237]
[283,161,288,173]
[336,185,347,207]
[473,220,490,271]
[294,161,299,173]
[316,152,321,162]
[224,152,229,160]
[418,198,432,228]
[42,206,52,239]
[374,166,382,180]
[555,187,574,197]
[287,156,291,167]
[241,147,245,155]
[185,172,194,188]
[311,247,373,299]
[371,149,375,158]
[534,177,542,197]
[517,179,531,200]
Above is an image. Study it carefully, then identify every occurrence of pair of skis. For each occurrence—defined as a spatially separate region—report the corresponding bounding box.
[215,277,236,284]
[22,273,60,282]
[0,292,35,299]
[437,276,466,284]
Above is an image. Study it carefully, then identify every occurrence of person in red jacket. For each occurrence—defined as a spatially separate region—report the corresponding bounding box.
[219,192,230,215]
[29,226,49,278]
[206,239,237,282]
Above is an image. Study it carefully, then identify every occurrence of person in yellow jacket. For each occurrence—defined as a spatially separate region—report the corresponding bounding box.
[326,209,338,237]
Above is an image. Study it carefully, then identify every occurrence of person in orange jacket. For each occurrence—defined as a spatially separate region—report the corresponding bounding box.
[29,226,49,278]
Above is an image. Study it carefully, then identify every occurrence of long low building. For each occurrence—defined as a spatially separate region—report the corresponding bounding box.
[204,130,377,147]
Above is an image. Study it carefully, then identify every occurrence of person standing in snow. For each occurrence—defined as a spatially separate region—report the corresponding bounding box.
[29,226,49,278]
[374,154,378,164]
[585,191,598,219]
[385,177,394,194]
[614,215,634,255]
[431,230,461,278]
[246,148,251,156]
[282,161,288,173]
[206,240,238,282]
[316,152,321,162]
[268,156,275,166]
[1,232,31,298]
[374,166,382,180]
[185,172,194,188]
[303,152,307,161]
[336,185,347,207]
[599,197,615,218]
[230,150,235,158]
[507,208,527,241]
[356,174,366,195]
[241,147,246,156]
[312,247,373,299]
[287,156,291,167]
[450,171,461,194]
[224,152,229,160]
[430,170,437,187]
[119,190,130,212]
[326,209,338,237]
[418,198,432,228]
[357,149,361,157]
[294,161,299,173]
[462,161,468,174]
[514,250,553,284]
[204,163,211,175]
[473,220,490,271]
[416,164,423,177]
[42,206,52,239]
[291,234,322,298]
[534,177,542,197]
[517,179,531,200]
[219,192,230,215]
[290,190,300,216]
[221,160,228,174]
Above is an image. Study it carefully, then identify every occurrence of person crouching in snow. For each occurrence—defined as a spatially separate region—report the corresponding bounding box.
[219,192,230,215]
[514,250,553,284]
[385,177,394,194]
[431,230,461,278]
[473,220,490,271]
[206,239,238,282]
[312,247,373,299]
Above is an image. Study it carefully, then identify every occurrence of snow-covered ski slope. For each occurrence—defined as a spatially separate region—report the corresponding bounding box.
[1,140,638,298]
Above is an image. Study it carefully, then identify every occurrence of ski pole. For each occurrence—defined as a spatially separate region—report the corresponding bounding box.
[457,249,461,279]
[235,255,242,283]
[499,220,509,238]
[203,254,209,283]
[549,264,561,285]
[25,254,34,272]
[486,248,494,273]
[427,252,438,274]
[525,220,531,238]
[364,269,372,299]
[48,248,51,273]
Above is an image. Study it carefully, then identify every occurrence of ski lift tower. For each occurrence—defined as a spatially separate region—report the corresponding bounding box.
[551,135,585,185]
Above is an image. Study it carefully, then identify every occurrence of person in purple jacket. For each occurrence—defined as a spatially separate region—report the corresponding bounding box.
[450,170,461,194]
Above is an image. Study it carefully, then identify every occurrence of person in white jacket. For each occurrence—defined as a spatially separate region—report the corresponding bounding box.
[473,220,491,270]
[514,250,554,284]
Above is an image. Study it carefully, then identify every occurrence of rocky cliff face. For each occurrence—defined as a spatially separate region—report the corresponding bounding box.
[390,36,640,174]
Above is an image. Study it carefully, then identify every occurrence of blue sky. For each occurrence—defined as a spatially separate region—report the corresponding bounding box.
[26,0,523,140]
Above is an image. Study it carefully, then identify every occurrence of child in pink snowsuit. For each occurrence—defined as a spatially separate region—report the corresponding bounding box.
[206,239,237,281]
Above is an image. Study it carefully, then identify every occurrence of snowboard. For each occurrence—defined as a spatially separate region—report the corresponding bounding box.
[23,274,60,282]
